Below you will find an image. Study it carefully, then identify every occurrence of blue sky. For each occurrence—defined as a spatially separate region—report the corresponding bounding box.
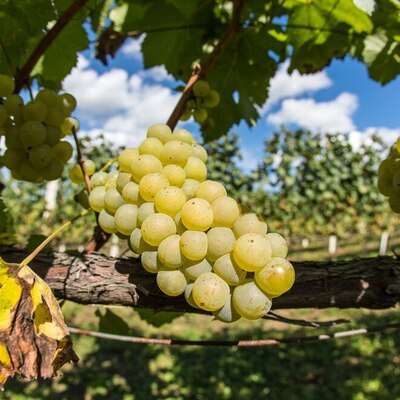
[63,38,400,171]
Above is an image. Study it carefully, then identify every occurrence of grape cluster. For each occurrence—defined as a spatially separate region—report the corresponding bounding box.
[0,74,78,182]
[378,139,400,213]
[180,80,220,123]
[88,123,295,322]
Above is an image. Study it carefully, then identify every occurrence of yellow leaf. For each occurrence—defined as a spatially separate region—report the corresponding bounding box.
[0,259,78,388]
[0,258,22,331]
[0,342,11,386]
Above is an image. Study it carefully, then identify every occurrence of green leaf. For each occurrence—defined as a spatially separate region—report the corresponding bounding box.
[287,0,373,73]
[204,29,278,140]
[362,30,400,84]
[38,20,89,82]
[136,308,183,328]
[95,308,130,335]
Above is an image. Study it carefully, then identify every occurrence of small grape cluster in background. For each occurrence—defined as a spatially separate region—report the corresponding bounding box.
[180,80,220,123]
[0,74,78,182]
[83,123,295,323]
[378,139,400,213]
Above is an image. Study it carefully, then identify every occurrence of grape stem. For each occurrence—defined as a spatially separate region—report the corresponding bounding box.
[14,0,90,93]
[166,0,246,130]
[71,126,91,193]
[20,209,89,266]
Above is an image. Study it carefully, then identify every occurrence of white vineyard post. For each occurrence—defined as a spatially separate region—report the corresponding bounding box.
[379,230,389,256]
[43,180,59,220]
[110,235,120,257]
[301,238,309,249]
[328,235,337,258]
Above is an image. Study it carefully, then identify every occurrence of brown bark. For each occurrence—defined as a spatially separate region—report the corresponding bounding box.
[1,246,399,312]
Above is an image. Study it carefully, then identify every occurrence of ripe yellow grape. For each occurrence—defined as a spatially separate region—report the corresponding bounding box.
[129,228,155,254]
[184,156,207,182]
[118,148,139,172]
[174,212,186,235]
[140,251,162,274]
[98,210,117,234]
[122,181,140,204]
[172,128,194,144]
[90,171,108,188]
[139,137,163,158]
[255,257,295,296]
[180,230,208,260]
[104,170,119,190]
[160,140,192,167]
[192,272,230,311]
[266,233,288,258]
[157,269,187,296]
[147,123,173,144]
[114,204,138,236]
[181,178,200,199]
[213,294,241,323]
[137,202,155,225]
[131,154,162,182]
[157,234,185,269]
[206,227,236,261]
[233,233,272,272]
[232,281,272,320]
[115,172,132,193]
[88,186,106,212]
[154,186,187,217]
[233,213,268,237]
[181,198,213,231]
[104,187,125,214]
[181,258,212,280]
[213,253,247,286]
[141,213,176,246]
[191,143,208,162]
[211,196,241,228]
[195,180,227,204]
[138,172,169,201]
[184,283,200,309]
[162,164,186,187]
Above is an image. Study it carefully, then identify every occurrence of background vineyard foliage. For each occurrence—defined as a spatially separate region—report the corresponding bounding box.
[1,128,394,247]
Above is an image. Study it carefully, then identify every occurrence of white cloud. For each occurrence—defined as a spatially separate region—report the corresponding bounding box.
[138,65,174,82]
[349,127,400,150]
[261,60,333,112]
[121,37,144,60]
[62,55,180,147]
[267,92,358,133]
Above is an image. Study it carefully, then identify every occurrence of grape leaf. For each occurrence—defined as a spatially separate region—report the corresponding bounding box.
[38,20,89,82]
[286,0,373,73]
[204,30,278,140]
[0,257,78,388]
[110,0,218,80]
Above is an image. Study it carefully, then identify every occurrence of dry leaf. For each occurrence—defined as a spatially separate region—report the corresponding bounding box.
[0,257,78,388]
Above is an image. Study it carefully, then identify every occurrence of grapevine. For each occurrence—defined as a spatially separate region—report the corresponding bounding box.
[0,74,78,182]
[86,123,295,322]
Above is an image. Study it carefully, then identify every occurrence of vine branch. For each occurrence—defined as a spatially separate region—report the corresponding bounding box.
[14,0,89,93]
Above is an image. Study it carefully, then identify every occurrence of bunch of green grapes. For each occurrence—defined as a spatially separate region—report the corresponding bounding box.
[180,80,220,123]
[0,74,78,182]
[88,123,295,322]
[378,139,400,213]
